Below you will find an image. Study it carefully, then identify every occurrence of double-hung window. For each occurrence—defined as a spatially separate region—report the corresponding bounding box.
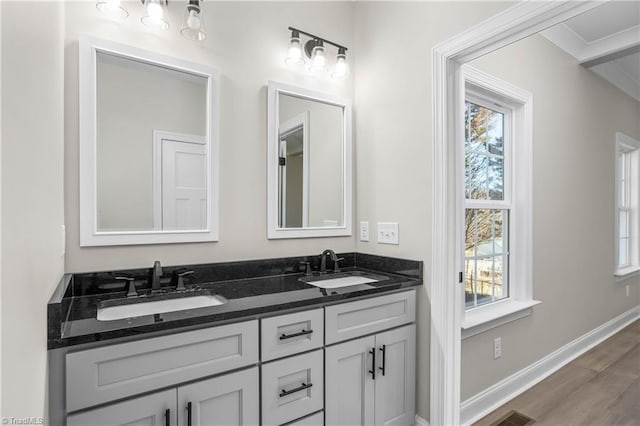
[615,133,640,278]
[464,97,510,309]
[461,67,537,337]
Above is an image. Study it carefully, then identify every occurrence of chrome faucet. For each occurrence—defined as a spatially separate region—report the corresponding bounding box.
[319,249,343,274]
[151,261,163,293]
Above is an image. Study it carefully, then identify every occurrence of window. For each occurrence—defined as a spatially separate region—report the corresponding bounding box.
[464,99,510,309]
[461,66,537,338]
[615,133,640,278]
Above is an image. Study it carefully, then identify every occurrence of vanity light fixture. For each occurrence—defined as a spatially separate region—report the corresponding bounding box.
[141,0,169,31]
[332,47,349,80]
[96,0,129,20]
[308,39,326,72]
[285,26,349,80]
[284,29,304,65]
[180,0,207,41]
[96,0,208,41]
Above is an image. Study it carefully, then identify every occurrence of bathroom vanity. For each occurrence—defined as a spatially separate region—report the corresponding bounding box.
[48,253,421,426]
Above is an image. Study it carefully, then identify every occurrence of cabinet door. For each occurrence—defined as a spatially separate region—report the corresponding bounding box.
[374,324,416,426]
[325,335,376,426]
[67,389,176,426]
[177,367,259,426]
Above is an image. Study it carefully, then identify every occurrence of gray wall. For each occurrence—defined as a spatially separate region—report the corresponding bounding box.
[461,34,640,400]
[1,1,66,420]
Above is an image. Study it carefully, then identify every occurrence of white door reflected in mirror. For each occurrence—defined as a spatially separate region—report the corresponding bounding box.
[267,82,353,239]
[79,35,220,246]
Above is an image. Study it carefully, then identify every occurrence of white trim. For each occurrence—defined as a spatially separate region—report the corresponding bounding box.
[462,66,534,318]
[540,23,640,102]
[79,35,220,246]
[414,415,430,426]
[540,22,640,67]
[615,132,640,275]
[460,305,640,426]
[430,2,602,425]
[152,130,206,231]
[267,81,353,239]
[462,299,541,340]
[615,266,640,282]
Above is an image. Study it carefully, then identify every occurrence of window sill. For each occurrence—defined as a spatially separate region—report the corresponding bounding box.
[461,299,541,339]
[615,266,640,282]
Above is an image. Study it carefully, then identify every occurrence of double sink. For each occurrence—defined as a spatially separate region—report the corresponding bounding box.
[96,269,385,322]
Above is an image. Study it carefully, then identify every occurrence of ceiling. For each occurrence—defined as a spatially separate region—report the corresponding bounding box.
[540,1,640,101]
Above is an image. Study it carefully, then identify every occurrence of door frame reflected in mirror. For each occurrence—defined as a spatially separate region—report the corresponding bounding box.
[79,35,220,246]
[267,81,353,239]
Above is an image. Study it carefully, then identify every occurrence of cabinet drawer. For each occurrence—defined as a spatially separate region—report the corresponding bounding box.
[285,411,324,426]
[262,350,324,426]
[66,320,258,412]
[325,290,415,344]
[261,308,323,361]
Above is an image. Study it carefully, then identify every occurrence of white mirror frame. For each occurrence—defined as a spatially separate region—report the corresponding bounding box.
[267,81,353,239]
[79,35,220,246]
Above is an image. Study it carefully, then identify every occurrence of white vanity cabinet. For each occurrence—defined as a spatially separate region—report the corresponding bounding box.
[60,290,417,426]
[67,368,259,426]
[325,292,416,426]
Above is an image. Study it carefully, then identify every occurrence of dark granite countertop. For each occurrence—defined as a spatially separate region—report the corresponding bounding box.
[48,253,422,349]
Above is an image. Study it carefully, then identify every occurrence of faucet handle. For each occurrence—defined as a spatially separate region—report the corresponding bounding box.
[114,275,137,297]
[333,257,344,273]
[299,261,313,276]
[171,269,194,291]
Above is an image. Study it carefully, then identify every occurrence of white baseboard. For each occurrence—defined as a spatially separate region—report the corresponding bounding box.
[414,414,430,426]
[460,305,640,425]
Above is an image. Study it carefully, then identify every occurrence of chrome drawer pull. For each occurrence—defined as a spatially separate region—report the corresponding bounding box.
[279,329,313,340]
[280,382,313,397]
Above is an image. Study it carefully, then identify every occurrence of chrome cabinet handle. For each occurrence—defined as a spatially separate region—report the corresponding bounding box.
[280,329,313,340]
[280,382,313,397]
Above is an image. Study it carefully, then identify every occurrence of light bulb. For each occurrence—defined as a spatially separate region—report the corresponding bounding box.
[96,0,128,20]
[186,10,201,30]
[332,48,349,80]
[309,42,325,72]
[180,0,206,41]
[285,30,303,65]
[141,0,169,31]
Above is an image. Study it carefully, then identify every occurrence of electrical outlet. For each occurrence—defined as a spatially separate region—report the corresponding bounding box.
[360,221,369,242]
[377,222,399,245]
[626,285,630,297]
[494,337,502,359]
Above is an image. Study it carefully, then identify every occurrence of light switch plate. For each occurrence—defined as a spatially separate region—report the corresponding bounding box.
[377,222,399,245]
[360,221,369,242]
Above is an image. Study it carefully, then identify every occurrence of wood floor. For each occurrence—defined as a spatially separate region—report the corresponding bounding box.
[474,320,640,426]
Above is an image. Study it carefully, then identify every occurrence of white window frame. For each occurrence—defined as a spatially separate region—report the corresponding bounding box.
[615,132,640,280]
[464,93,512,310]
[460,66,539,339]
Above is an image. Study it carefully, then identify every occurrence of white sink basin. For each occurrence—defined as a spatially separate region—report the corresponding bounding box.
[304,275,379,289]
[97,294,227,321]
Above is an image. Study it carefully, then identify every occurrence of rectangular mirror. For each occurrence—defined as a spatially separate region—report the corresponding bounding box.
[79,36,219,246]
[267,82,352,239]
